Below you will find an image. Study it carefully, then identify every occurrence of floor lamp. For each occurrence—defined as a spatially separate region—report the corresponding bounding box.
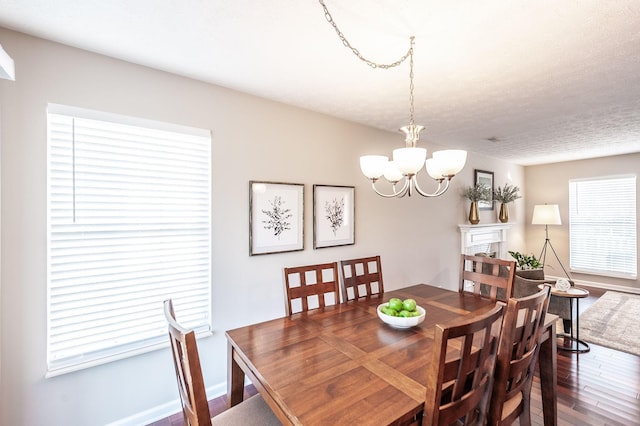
[532,204,571,279]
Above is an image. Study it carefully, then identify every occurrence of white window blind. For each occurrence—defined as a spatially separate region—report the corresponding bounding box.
[47,104,212,375]
[569,175,637,279]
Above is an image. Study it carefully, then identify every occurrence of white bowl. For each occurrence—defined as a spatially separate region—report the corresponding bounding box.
[377,303,426,329]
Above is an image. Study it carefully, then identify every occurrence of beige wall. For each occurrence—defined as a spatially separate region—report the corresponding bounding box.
[0,28,524,425]
[524,153,640,291]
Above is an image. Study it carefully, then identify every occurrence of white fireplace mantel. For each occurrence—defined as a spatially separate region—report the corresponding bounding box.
[458,223,512,260]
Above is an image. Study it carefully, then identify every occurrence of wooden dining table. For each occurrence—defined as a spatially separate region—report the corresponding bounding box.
[226,284,557,425]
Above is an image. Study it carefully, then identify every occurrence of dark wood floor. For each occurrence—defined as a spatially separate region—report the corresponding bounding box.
[527,286,640,426]
[150,286,640,426]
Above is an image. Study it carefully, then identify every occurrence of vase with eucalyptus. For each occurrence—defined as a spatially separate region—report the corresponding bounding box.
[493,183,521,223]
[463,184,491,225]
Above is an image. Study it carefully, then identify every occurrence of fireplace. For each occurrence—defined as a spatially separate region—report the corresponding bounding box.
[458,223,511,260]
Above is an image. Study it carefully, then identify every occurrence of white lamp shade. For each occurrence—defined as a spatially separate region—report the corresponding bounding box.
[532,204,561,225]
[432,149,467,176]
[393,147,427,175]
[360,155,388,179]
[425,158,444,180]
[383,161,404,183]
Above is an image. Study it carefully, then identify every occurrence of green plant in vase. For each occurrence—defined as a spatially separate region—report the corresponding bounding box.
[463,183,491,224]
[493,183,521,223]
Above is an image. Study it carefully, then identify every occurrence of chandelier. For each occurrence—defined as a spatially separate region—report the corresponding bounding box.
[320,1,467,197]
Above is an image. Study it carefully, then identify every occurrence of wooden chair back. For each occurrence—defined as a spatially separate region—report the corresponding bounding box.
[164,299,212,426]
[459,254,516,302]
[488,286,550,425]
[339,255,384,301]
[284,262,340,315]
[423,304,505,426]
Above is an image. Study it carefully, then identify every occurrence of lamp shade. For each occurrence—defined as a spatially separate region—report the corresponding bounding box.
[383,161,404,183]
[431,149,467,176]
[425,158,444,180]
[532,204,561,225]
[360,155,388,179]
[393,147,427,175]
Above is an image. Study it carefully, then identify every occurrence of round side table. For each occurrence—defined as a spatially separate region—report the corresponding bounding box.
[539,284,590,353]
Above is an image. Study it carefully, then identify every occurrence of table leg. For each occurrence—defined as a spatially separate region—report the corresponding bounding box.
[227,341,246,408]
[558,297,590,353]
[539,320,558,426]
[574,298,590,353]
[569,298,575,341]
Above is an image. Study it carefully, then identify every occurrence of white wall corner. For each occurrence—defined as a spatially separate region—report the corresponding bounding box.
[0,43,15,81]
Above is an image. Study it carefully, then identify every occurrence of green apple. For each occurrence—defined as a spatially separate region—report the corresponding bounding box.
[402,298,417,312]
[388,298,403,312]
[381,306,398,316]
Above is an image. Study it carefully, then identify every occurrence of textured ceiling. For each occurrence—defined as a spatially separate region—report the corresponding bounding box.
[1,0,639,165]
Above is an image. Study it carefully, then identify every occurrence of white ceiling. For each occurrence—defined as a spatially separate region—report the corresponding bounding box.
[1,0,640,165]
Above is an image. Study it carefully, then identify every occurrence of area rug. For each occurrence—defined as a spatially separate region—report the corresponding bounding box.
[579,291,640,356]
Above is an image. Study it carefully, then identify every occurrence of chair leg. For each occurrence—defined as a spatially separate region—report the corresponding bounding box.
[519,388,532,426]
[562,319,571,334]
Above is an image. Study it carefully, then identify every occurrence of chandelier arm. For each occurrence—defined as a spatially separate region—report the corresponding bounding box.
[412,177,451,198]
[318,0,412,70]
[369,178,410,198]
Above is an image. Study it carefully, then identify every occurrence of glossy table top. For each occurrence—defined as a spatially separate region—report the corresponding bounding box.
[226,284,557,425]
[539,283,590,298]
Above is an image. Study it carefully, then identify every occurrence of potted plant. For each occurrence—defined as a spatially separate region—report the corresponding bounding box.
[493,183,521,223]
[463,183,491,224]
[508,251,542,269]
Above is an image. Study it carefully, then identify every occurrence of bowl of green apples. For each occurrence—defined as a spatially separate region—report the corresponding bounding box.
[377,297,425,329]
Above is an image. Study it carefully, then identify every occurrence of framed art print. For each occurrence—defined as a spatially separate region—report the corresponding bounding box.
[474,169,494,210]
[313,185,355,249]
[250,181,304,255]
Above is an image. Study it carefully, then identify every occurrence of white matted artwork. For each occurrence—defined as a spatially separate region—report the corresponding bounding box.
[250,181,304,255]
[313,185,355,249]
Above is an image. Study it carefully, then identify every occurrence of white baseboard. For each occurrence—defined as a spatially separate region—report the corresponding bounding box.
[106,381,228,426]
[545,275,640,295]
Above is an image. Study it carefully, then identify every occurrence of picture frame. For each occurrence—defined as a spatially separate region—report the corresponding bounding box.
[249,181,304,255]
[313,185,355,249]
[474,169,494,210]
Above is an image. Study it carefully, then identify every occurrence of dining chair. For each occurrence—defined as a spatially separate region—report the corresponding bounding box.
[163,300,280,426]
[459,254,516,302]
[423,303,505,426]
[339,255,384,301]
[513,268,573,334]
[488,286,550,426]
[283,262,340,315]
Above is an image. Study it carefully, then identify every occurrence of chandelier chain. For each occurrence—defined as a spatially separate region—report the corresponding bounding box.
[319,1,416,126]
[319,1,468,199]
[319,0,413,70]
[408,37,415,125]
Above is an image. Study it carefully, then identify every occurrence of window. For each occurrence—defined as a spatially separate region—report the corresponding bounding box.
[47,104,211,375]
[569,175,637,280]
